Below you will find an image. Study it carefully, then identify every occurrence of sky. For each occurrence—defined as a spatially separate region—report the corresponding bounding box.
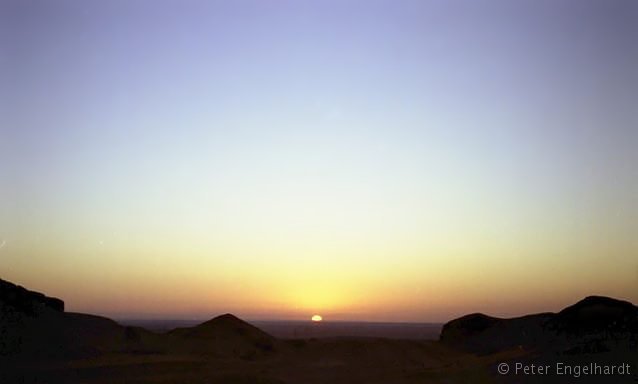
[1,0,637,322]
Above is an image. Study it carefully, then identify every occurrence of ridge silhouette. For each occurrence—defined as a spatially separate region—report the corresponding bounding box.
[2,278,637,383]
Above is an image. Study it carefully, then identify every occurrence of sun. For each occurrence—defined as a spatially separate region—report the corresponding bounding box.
[311,314,323,322]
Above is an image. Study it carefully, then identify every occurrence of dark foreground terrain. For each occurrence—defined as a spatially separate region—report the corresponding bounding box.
[2,278,637,383]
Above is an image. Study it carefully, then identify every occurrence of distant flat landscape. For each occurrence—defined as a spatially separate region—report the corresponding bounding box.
[118,319,443,340]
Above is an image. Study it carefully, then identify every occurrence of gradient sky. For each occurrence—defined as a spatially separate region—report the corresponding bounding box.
[1,0,637,322]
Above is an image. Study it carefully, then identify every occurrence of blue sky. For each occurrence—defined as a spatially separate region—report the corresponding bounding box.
[1,0,637,320]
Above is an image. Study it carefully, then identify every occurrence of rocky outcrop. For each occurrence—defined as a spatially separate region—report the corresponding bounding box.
[439,313,499,342]
[440,312,553,354]
[440,296,638,355]
[0,278,160,357]
[1,278,65,355]
[0,278,64,314]
[548,296,638,334]
[1,278,280,360]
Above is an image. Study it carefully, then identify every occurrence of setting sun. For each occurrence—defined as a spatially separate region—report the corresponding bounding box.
[311,315,323,322]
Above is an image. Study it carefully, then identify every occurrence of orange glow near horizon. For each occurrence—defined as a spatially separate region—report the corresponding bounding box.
[2,0,637,324]
[311,315,323,322]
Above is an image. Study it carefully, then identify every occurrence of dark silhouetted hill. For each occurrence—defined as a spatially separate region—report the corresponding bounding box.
[548,295,638,334]
[2,278,637,384]
[0,278,162,357]
[440,296,638,355]
[1,278,277,360]
[0,278,64,314]
[168,313,278,358]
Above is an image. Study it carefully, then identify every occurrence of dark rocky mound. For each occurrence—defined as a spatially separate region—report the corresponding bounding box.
[169,313,278,358]
[549,296,638,334]
[2,278,281,360]
[0,278,162,357]
[0,279,64,314]
[439,313,499,342]
[440,312,553,354]
[440,296,638,355]
[1,278,67,355]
